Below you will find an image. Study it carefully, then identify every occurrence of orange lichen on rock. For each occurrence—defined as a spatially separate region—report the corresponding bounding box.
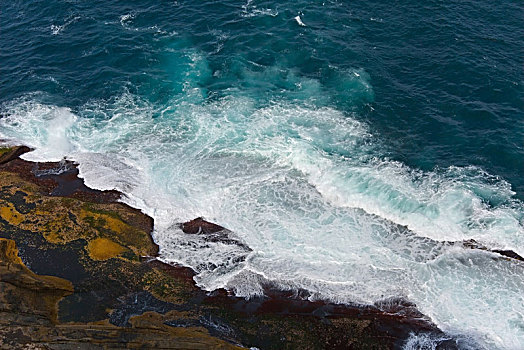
[87,237,126,260]
[0,238,24,265]
[0,204,24,226]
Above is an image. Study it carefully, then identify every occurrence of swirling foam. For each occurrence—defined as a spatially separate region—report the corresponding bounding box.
[1,92,523,349]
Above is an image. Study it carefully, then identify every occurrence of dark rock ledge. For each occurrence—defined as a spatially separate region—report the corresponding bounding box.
[0,145,469,349]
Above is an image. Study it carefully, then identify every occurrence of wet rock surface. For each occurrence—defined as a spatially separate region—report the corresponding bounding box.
[0,145,460,349]
[181,217,252,252]
[375,219,524,264]
[461,239,524,262]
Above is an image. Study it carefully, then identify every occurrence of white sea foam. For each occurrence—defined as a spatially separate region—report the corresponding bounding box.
[0,102,76,161]
[403,333,449,350]
[241,0,278,18]
[294,15,306,27]
[1,88,523,349]
[117,12,176,37]
[50,15,80,35]
[120,13,135,27]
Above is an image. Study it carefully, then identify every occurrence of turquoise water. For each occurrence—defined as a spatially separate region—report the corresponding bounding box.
[1,1,523,348]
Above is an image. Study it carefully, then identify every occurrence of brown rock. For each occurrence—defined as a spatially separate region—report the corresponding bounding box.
[492,249,524,262]
[182,217,226,234]
[0,145,31,165]
[0,146,459,349]
[0,239,242,350]
[0,238,74,325]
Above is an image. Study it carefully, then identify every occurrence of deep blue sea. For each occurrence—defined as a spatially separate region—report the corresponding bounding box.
[1,1,523,348]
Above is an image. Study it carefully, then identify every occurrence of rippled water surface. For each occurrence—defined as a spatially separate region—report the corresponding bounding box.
[1,1,523,348]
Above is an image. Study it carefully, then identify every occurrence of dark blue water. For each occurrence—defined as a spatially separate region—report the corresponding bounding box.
[2,1,523,348]
[2,1,522,197]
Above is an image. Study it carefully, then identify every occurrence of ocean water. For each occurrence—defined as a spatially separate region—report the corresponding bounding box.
[1,1,523,348]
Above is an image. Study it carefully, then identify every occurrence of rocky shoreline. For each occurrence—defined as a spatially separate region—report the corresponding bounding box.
[0,145,483,349]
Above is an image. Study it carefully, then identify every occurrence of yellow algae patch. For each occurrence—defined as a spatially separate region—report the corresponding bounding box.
[0,204,24,225]
[79,207,152,256]
[0,238,24,265]
[44,230,60,244]
[88,238,125,260]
